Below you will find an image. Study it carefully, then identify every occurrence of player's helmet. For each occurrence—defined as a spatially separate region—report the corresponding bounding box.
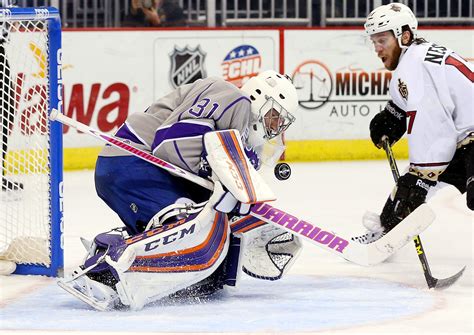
[365,3,417,46]
[241,70,297,146]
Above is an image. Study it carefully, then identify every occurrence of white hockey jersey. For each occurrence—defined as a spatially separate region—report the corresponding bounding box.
[390,42,474,179]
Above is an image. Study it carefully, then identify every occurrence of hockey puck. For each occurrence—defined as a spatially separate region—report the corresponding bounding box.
[274,163,291,181]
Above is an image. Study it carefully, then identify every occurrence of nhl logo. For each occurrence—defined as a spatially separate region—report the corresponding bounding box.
[169,45,207,88]
[398,78,408,100]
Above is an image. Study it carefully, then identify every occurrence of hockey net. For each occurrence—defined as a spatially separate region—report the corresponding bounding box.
[0,8,63,276]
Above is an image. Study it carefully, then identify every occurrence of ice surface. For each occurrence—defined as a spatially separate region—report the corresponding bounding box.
[0,161,472,335]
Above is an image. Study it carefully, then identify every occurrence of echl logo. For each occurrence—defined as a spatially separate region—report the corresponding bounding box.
[169,45,206,89]
[222,45,261,88]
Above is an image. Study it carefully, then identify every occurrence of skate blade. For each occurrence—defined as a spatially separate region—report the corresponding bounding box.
[57,280,115,312]
[367,204,435,264]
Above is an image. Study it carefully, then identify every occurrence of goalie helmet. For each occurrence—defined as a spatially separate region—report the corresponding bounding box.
[241,70,298,147]
[365,3,418,47]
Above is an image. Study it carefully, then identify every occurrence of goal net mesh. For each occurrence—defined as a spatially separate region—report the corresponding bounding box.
[0,17,52,266]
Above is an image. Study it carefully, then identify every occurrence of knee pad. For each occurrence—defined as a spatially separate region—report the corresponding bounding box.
[145,197,207,230]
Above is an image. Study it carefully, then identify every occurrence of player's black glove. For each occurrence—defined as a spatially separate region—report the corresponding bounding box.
[370,100,406,148]
[380,173,436,231]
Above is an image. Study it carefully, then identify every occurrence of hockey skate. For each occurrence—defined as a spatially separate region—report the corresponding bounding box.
[351,211,385,244]
[58,231,125,311]
[58,269,121,311]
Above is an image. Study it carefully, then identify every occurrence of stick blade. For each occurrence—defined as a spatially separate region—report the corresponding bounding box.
[366,204,435,265]
[430,266,466,290]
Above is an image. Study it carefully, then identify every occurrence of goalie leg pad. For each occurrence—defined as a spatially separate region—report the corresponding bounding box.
[60,184,231,310]
[240,224,302,281]
[118,213,230,309]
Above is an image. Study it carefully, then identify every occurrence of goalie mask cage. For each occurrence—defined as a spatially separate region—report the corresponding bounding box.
[0,7,63,277]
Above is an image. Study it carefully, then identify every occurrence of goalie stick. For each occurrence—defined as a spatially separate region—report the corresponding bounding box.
[382,138,465,289]
[49,110,433,266]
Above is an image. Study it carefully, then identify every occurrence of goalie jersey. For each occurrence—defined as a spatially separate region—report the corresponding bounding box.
[390,42,474,177]
[100,77,252,173]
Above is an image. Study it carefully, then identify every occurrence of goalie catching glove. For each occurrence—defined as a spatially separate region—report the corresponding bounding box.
[370,100,406,148]
[380,173,436,231]
[239,224,302,281]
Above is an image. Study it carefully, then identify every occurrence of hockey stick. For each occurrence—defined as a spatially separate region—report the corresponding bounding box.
[382,138,465,289]
[49,110,433,266]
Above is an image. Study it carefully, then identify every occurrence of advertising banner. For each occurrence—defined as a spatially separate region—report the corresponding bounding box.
[52,28,473,166]
[61,30,279,148]
[152,30,279,98]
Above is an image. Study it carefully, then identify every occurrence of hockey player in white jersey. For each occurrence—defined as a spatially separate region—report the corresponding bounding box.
[58,70,303,310]
[353,3,474,243]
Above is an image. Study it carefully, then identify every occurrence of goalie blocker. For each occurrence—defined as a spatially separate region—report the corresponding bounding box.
[58,130,302,310]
